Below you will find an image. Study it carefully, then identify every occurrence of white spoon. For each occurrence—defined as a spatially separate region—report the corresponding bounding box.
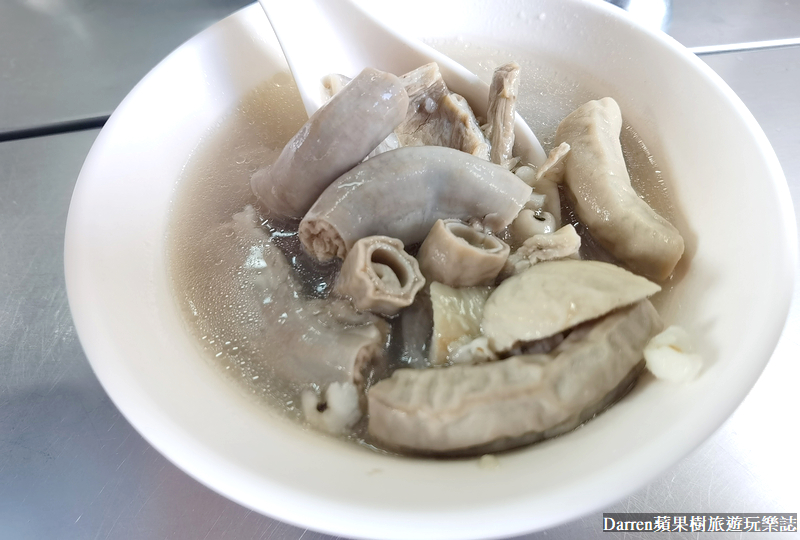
[257,0,547,166]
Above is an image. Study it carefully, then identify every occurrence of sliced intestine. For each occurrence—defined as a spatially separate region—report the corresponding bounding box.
[417,219,509,288]
[251,68,409,218]
[334,235,425,316]
[368,299,662,455]
[299,146,532,261]
[554,97,684,281]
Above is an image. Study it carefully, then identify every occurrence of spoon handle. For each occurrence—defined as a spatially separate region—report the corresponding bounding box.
[258,0,546,165]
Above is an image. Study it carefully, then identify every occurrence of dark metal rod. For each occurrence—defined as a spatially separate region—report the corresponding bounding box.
[0,115,109,143]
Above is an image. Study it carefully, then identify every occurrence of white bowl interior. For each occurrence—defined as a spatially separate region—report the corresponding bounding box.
[64,1,796,539]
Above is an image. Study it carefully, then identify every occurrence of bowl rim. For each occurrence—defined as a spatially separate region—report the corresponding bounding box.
[64,1,798,538]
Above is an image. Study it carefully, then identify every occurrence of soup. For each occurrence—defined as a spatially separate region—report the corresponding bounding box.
[167,46,687,456]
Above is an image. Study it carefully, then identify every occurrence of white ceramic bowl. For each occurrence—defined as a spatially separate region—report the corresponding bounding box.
[64,1,796,539]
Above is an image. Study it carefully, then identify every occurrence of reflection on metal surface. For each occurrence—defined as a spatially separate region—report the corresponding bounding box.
[0,0,252,133]
[669,0,800,49]
[691,37,800,56]
[22,0,90,40]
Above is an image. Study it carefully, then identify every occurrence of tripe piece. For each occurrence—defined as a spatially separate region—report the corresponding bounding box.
[554,97,684,280]
[482,259,660,352]
[397,63,490,159]
[398,63,450,136]
[368,300,662,455]
[485,62,521,168]
[299,146,532,261]
[334,236,425,316]
[428,282,492,366]
[417,219,510,287]
[250,68,409,218]
[504,224,582,276]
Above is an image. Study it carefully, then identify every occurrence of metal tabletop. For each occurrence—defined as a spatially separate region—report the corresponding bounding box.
[1,1,798,539]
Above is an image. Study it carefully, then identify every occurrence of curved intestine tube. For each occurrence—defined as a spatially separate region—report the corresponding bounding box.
[503,224,582,276]
[334,236,425,316]
[298,146,532,261]
[554,97,684,281]
[367,299,662,455]
[250,68,409,218]
[417,219,510,287]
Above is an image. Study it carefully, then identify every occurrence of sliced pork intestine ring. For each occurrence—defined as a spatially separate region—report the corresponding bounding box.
[416,219,510,288]
[334,235,426,316]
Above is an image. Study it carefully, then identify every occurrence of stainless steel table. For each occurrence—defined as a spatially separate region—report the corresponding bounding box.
[1,1,798,538]
[0,0,252,135]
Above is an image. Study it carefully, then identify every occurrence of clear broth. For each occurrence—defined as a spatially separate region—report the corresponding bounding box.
[167,48,678,442]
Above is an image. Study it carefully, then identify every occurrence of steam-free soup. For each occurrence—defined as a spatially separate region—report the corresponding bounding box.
[167,47,685,455]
